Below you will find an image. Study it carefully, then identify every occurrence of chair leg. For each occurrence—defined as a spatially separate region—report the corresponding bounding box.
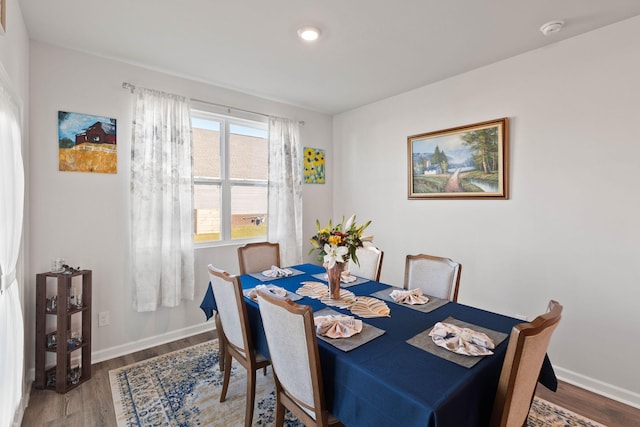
[275,397,286,427]
[220,347,232,402]
[245,368,257,427]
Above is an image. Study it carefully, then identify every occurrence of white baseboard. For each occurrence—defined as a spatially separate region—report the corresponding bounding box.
[555,366,640,409]
[91,322,216,364]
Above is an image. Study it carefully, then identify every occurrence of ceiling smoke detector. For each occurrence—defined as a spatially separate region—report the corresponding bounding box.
[540,21,564,36]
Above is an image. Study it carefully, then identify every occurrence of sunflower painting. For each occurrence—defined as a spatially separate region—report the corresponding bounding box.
[303,147,325,184]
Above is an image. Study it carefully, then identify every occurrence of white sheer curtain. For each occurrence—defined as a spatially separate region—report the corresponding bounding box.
[130,88,194,312]
[0,83,25,426]
[267,117,303,266]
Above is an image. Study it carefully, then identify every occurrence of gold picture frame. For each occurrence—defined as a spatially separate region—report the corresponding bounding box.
[408,118,509,199]
[1,0,6,33]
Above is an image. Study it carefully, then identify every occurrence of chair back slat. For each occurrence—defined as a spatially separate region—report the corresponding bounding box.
[349,247,384,281]
[404,254,461,301]
[207,265,249,357]
[257,291,327,423]
[490,300,563,427]
[238,242,281,274]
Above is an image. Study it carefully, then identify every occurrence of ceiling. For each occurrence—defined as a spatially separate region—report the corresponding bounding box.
[18,0,640,114]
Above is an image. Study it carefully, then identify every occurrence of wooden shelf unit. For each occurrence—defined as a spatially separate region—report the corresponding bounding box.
[35,270,92,393]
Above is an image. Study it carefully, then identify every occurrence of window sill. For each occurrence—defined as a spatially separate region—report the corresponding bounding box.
[194,238,266,250]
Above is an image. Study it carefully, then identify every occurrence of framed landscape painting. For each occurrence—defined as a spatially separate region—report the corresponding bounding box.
[407,118,509,199]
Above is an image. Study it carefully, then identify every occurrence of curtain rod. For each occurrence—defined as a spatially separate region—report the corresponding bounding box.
[122,82,304,126]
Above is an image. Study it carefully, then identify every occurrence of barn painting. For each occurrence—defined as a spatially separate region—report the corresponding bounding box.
[58,111,117,173]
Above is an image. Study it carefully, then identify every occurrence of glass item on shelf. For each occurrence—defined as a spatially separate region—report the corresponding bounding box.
[46,371,56,387]
[46,295,58,312]
[69,285,76,308]
[51,258,65,273]
[46,333,57,349]
[68,364,81,385]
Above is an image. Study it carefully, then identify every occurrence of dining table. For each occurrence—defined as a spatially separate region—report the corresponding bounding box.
[200,263,557,427]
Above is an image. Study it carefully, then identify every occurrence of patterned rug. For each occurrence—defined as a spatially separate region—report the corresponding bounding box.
[109,340,606,427]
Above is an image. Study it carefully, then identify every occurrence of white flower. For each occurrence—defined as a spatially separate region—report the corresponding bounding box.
[323,243,349,269]
[343,214,356,231]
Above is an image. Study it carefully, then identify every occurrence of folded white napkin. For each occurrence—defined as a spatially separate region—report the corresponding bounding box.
[246,284,287,301]
[314,315,363,338]
[262,265,293,278]
[428,322,495,356]
[389,288,430,305]
[323,270,357,283]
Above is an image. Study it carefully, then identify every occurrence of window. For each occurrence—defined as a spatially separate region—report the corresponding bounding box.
[192,109,268,244]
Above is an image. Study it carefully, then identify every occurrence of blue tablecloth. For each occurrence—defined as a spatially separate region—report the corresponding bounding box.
[200,263,557,427]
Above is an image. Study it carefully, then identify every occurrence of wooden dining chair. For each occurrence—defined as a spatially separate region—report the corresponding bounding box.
[256,290,342,427]
[490,300,563,427]
[207,264,271,427]
[237,241,281,274]
[348,246,384,281]
[404,253,461,301]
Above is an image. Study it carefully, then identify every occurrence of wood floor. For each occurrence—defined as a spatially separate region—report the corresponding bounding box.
[21,331,640,426]
[21,332,215,427]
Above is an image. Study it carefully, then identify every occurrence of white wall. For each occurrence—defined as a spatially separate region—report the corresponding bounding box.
[334,17,640,406]
[26,42,333,373]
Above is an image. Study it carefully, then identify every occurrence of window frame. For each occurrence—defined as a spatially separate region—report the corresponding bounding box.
[192,107,269,247]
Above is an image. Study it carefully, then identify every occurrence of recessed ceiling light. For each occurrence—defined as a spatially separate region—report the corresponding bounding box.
[297,26,321,42]
[540,20,564,36]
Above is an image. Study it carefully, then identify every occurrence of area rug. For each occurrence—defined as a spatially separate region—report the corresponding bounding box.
[528,397,607,427]
[109,340,606,427]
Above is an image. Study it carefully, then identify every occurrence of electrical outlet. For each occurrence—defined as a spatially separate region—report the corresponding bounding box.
[98,311,110,327]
